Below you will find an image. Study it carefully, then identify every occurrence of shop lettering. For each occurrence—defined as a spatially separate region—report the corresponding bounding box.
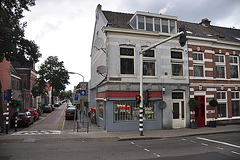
[117,106,131,110]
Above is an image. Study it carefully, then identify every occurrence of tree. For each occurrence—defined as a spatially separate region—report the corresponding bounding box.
[59,90,72,100]
[36,56,70,104]
[0,0,41,132]
[0,0,41,65]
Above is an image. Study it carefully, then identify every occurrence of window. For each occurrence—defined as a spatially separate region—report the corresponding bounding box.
[99,102,103,118]
[138,16,144,30]
[143,50,155,76]
[232,92,240,117]
[171,50,184,76]
[215,55,224,63]
[146,17,153,31]
[194,65,204,77]
[217,91,227,118]
[216,66,225,78]
[170,20,175,33]
[230,56,239,78]
[217,103,227,118]
[154,18,160,31]
[162,19,168,33]
[217,92,226,100]
[114,102,156,122]
[120,47,134,74]
[193,53,203,61]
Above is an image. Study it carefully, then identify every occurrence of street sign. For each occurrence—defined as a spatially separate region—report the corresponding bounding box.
[81,83,87,90]
[80,90,86,96]
[74,94,79,101]
[73,94,80,104]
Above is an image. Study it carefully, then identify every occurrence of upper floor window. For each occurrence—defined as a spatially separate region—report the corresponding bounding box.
[193,52,203,61]
[120,47,134,75]
[217,92,226,100]
[215,54,225,78]
[130,15,176,33]
[171,50,184,76]
[194,65,204,77]
[143,50,155,76]
[230,56,239,78]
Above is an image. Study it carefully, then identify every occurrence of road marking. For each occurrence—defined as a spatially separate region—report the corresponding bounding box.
[197,137,240,149]
[182,138,186,141]
[131,142,134,145]
[232,151,240,155]
[12,130,61,135]
[216,147,224,150]
[144,148,150,152]
[191,140,197,143]
[153,153,161,157]
[201,143,209,146]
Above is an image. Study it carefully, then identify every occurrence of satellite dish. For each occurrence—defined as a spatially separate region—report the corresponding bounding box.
[158,101,167,109]
[95,37,104,50]
[97,65,107,76]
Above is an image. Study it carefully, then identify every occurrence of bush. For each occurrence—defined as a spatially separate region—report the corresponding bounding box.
[209,98,218,107]
[189,98,200,111]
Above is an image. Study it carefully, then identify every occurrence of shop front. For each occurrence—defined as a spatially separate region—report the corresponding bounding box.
[96,91,163,132]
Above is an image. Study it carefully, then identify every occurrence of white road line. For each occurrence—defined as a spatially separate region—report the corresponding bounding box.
[216,147,224,150]
[144,148,150,152]
[197,137,240,149]
[232,151,240,155]
[201,143,209,146]
[182,138,186,141]
[131,142,134,145]
[191,140,197,143]
[153,153,161,157]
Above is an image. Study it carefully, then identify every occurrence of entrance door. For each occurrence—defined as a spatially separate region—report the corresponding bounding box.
[194,96,205,127]
[172,101,185,128]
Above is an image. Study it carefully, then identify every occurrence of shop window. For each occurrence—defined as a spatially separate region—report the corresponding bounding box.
[143,49,155,76]
[114,102,156,122]
[99,102,103,119]
[120,47,134,75]
[231,91,240,117]
[230,56,239,78]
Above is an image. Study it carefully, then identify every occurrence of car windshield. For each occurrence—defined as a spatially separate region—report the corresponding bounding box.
[18,113,26,116]
[26,109,34,112]
[45,106,51,108]
[67,109,75,113]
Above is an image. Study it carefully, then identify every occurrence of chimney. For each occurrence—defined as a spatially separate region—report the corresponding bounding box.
[200,18,211,27]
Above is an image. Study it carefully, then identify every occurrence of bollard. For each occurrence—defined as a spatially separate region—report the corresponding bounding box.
[6,104,9,134]
[15,116,18,132]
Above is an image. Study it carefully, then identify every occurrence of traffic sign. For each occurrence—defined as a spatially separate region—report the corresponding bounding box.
[74,94,79,101]
[81,83,87,90]
[80,90,86,96]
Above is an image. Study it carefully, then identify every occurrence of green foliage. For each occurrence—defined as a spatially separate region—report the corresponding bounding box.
[189,98,200,111]
[36,56,70,97]
[209,98,218,107]
[10,99,22,107]
[59,90,72,100]
[0,0,41,65]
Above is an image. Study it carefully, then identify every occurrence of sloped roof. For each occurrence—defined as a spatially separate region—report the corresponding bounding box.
[10,64,20,78]
[102,10,240,43]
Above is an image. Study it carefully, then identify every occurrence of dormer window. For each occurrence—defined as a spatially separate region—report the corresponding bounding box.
[129,12,177,34]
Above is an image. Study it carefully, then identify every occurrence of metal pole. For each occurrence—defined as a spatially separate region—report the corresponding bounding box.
[5,103,9,134]
[138,31,184,136]
[15,116,17,132]
[139,53,144,136]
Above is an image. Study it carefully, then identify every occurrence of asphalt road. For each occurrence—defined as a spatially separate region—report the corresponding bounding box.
[0,132,239,160]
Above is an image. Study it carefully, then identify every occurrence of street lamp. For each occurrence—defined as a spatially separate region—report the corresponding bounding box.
[138,30,186,136]
[68,71,84,82]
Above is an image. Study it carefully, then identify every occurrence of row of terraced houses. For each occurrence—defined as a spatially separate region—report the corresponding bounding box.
[89,5,240,131]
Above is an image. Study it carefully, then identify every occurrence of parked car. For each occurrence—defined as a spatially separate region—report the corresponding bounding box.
[10,111,34,127]
[43,104,52,113]
[54,101,61,107]
[25,108,39,121]
[65,107,78,120]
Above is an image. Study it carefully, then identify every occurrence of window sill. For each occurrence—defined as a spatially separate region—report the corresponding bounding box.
[171,76,186,80]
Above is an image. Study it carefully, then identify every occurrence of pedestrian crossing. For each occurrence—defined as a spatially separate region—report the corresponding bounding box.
[11,130,61,135]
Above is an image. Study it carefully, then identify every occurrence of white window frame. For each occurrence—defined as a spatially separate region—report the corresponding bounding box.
[215,54,226,79]
[119,46,135,76]
[231,91,240,117]
[217,91,227,118]
[229,56,239,79]
[142,48,156,77]
[193,64,204,77]
[171,50,184,77]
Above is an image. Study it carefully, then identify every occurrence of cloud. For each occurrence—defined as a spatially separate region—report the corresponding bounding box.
[159,3,174,14]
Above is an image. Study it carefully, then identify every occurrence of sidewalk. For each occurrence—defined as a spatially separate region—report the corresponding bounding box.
[63,115,240,141]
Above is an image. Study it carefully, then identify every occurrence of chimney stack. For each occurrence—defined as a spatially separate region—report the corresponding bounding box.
[200,18,211,27]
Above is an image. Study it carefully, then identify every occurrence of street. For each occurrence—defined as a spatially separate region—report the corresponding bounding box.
[0,103,239,160]
[0,132,239,160]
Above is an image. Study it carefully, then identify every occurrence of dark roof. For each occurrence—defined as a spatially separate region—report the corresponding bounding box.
[102,10,240,43]
[102,11,133,29]
[10,64,20,78]
[11,61,33,69]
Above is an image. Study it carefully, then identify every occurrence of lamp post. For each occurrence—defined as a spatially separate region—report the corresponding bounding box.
[138,30,186,136]
[68,71,85,131]
[68,72,84,82]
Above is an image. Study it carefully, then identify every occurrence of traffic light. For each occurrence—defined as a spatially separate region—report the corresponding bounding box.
[179,26,187,47]
[136,95,141,104]
[7,89,12,102]
[144,89,152,105]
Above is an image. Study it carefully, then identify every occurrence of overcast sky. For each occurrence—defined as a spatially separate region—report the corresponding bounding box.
[22,0,240,91]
